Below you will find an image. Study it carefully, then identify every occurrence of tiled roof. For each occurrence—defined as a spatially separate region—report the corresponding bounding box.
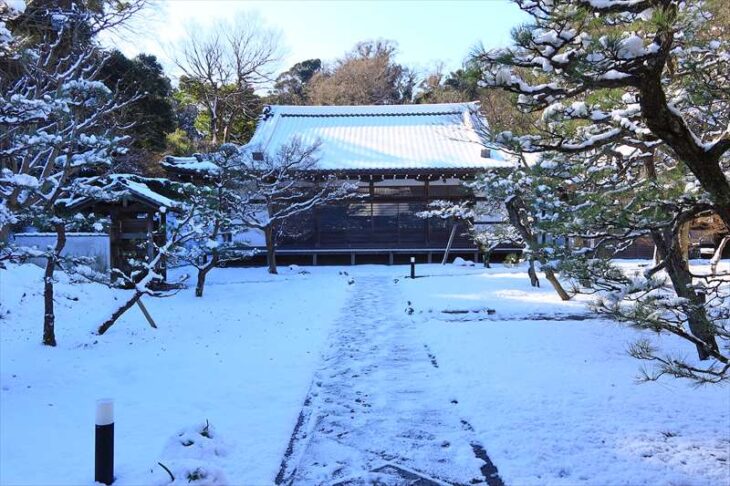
[59,175,180,210]
[243,102,512,171]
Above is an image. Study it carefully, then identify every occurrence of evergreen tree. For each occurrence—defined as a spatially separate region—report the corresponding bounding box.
[474,0,729,382]
[269,58,322,105]
[100,50,175,153]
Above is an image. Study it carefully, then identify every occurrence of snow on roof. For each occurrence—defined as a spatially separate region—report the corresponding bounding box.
[244,102,513,171]
[60,175,180,210]
[161,155,221,176]
[118,178,179,209]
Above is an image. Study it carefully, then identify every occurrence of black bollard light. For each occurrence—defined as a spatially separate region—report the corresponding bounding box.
[95,399,114,485]
[410,256,416,279]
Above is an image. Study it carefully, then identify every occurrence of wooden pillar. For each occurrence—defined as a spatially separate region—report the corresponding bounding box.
[369,180,375,239]
[389,253,394,265]
[424,179,430,245]
[109,207,119,273]
[314,207,321,247]
[160,211,167,281]
[145,213,154,261]
[350,253,356,265]
[312,253,317,266]
[428,252,432,264]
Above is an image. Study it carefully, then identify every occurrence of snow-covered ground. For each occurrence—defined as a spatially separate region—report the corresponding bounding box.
[397,264,730,486]
[0,264,352,485]
[1,261,728,485]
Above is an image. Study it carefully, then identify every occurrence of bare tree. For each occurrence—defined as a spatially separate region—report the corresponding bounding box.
[307,39,416,105]
[97,204,199,335]
[173,14,281,144]
[238,138,356,274]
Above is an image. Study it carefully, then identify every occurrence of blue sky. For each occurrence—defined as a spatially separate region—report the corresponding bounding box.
[109,0,528,80]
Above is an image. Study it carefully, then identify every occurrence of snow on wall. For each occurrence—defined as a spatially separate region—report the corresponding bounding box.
[11,232,110,271]
[233,227,266,247]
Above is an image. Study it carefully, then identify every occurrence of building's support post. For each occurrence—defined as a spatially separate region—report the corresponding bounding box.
[351,253,356,265]
[389,253,393,265]
[369,179,375,239]
[425,177,432,246]
[145,213,154,262]
[109,207,119,275]
[314,207,321,247]
[427,252,433,264]
[159,210,167,281]
[312,253,318,266]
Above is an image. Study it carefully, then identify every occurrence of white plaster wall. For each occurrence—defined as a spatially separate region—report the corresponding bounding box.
[11,233,111,272]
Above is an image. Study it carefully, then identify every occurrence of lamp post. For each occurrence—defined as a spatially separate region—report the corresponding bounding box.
[410,256,416,279]
[95,399,114,485]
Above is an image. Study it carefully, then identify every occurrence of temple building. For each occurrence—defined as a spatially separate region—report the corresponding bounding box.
[239,102,513,265]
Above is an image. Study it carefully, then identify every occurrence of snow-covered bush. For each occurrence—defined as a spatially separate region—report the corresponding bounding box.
[154,421,230,485]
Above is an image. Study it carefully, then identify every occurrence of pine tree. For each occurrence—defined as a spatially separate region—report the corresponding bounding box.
[1,2,144,345]
[474,0,729,382]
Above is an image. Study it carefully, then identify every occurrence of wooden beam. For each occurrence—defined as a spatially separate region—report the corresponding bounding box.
[442,223,459,265]
[136,298,158,329]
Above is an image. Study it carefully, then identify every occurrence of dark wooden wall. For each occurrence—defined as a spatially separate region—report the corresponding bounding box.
[105,202,166,278]
[278,181,477,250]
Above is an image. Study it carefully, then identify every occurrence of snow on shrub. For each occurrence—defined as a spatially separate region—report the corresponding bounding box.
[452,257,475,267]
[154,420,231,485]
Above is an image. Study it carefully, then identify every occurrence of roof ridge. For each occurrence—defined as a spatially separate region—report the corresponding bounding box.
[267,102,479,116]
[280,111,464,118]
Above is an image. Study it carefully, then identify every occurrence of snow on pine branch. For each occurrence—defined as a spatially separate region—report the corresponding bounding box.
[477,0,729,167]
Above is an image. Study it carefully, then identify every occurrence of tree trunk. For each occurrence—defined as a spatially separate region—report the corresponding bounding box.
[543,267,571,301]
[222,123,230,144]
[528,257,540,287]
[209,104,218,145]
[710,235,729,275]
[0,225,10,244]
[505,195,571,300]
[638,69,730,230]
[195,254,218,297]
[42,223,66,346]
[652,230,719,360]
[195,269,208,297]
[679,221,690,262]
[265,226,277,274]
[98,291,142,335]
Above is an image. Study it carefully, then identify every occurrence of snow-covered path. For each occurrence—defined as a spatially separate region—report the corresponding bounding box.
[278,275,499,485]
